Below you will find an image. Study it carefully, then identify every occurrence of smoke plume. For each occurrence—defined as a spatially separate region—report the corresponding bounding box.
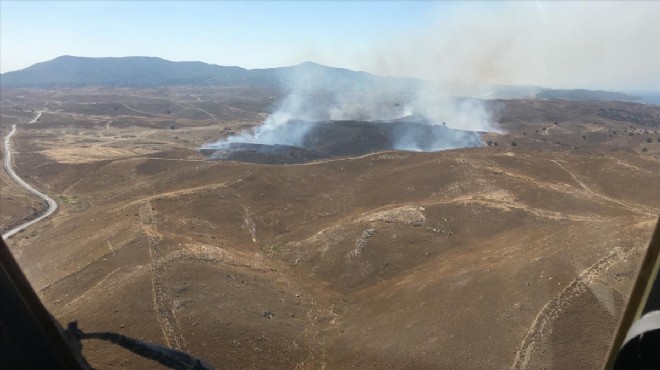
[202,2,660,154]
[203,61,494,153]
[358,1,660,92]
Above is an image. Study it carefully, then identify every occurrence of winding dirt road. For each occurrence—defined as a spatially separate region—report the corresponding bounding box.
[2,112,58,239]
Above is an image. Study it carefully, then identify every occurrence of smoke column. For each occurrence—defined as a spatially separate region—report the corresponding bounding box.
[202,62,494,153]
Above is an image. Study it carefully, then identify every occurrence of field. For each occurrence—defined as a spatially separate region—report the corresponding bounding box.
[1,87,659,369]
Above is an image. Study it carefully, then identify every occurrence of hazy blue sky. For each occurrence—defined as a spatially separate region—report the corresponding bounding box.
[2,1,659,90]
[0,1,448,71]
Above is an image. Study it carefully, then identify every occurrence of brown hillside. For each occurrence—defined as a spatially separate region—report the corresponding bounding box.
[1,88,659,369]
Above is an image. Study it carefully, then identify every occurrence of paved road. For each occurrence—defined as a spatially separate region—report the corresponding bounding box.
[2,112,58,239]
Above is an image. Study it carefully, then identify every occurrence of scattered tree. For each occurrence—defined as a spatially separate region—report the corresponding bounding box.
[646,138,653,143]
[511,141,517,147]
[641,148,648,152]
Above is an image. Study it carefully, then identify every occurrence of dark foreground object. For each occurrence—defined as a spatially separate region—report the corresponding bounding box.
[0,237,215,370]
[201,119,483,164]
[607,217,660,370]
[0,237,89,369]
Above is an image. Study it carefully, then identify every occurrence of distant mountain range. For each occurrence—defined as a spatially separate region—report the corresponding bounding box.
[1,56,654,104]
[0,55,413,90]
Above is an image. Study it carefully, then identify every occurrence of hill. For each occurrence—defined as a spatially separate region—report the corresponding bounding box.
[2,56,652,105]
[0,56,414,91]
[1,87,659,369]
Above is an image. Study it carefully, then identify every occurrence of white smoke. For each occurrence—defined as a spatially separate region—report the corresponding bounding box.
[356,1,660,92]
[203,62,494,152]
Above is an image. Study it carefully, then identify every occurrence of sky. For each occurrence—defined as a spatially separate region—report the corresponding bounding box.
[1,1,659,91]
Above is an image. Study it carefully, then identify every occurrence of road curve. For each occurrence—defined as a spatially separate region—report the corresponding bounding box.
[2,112,58,239]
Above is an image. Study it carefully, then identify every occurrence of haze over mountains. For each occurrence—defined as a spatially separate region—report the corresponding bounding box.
[0,56,404,90]
[1,56,652,104]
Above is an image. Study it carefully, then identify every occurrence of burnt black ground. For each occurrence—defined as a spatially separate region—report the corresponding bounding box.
[201,119,483,164]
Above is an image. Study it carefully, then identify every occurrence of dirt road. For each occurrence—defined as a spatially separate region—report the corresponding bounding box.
[2,112,58,239]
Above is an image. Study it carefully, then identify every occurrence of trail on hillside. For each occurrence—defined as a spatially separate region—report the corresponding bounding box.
[550,159,655,217]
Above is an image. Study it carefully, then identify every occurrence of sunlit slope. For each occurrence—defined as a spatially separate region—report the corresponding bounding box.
[8,146,658,369]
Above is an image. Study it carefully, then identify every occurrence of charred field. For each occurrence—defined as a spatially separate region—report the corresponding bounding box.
[1,87,660,370]
[200,119,483,164]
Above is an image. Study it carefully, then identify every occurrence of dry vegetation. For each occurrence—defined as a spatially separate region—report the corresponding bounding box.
[1,87,659,369]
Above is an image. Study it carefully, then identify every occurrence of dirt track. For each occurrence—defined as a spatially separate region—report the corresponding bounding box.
[2,111,58,239]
